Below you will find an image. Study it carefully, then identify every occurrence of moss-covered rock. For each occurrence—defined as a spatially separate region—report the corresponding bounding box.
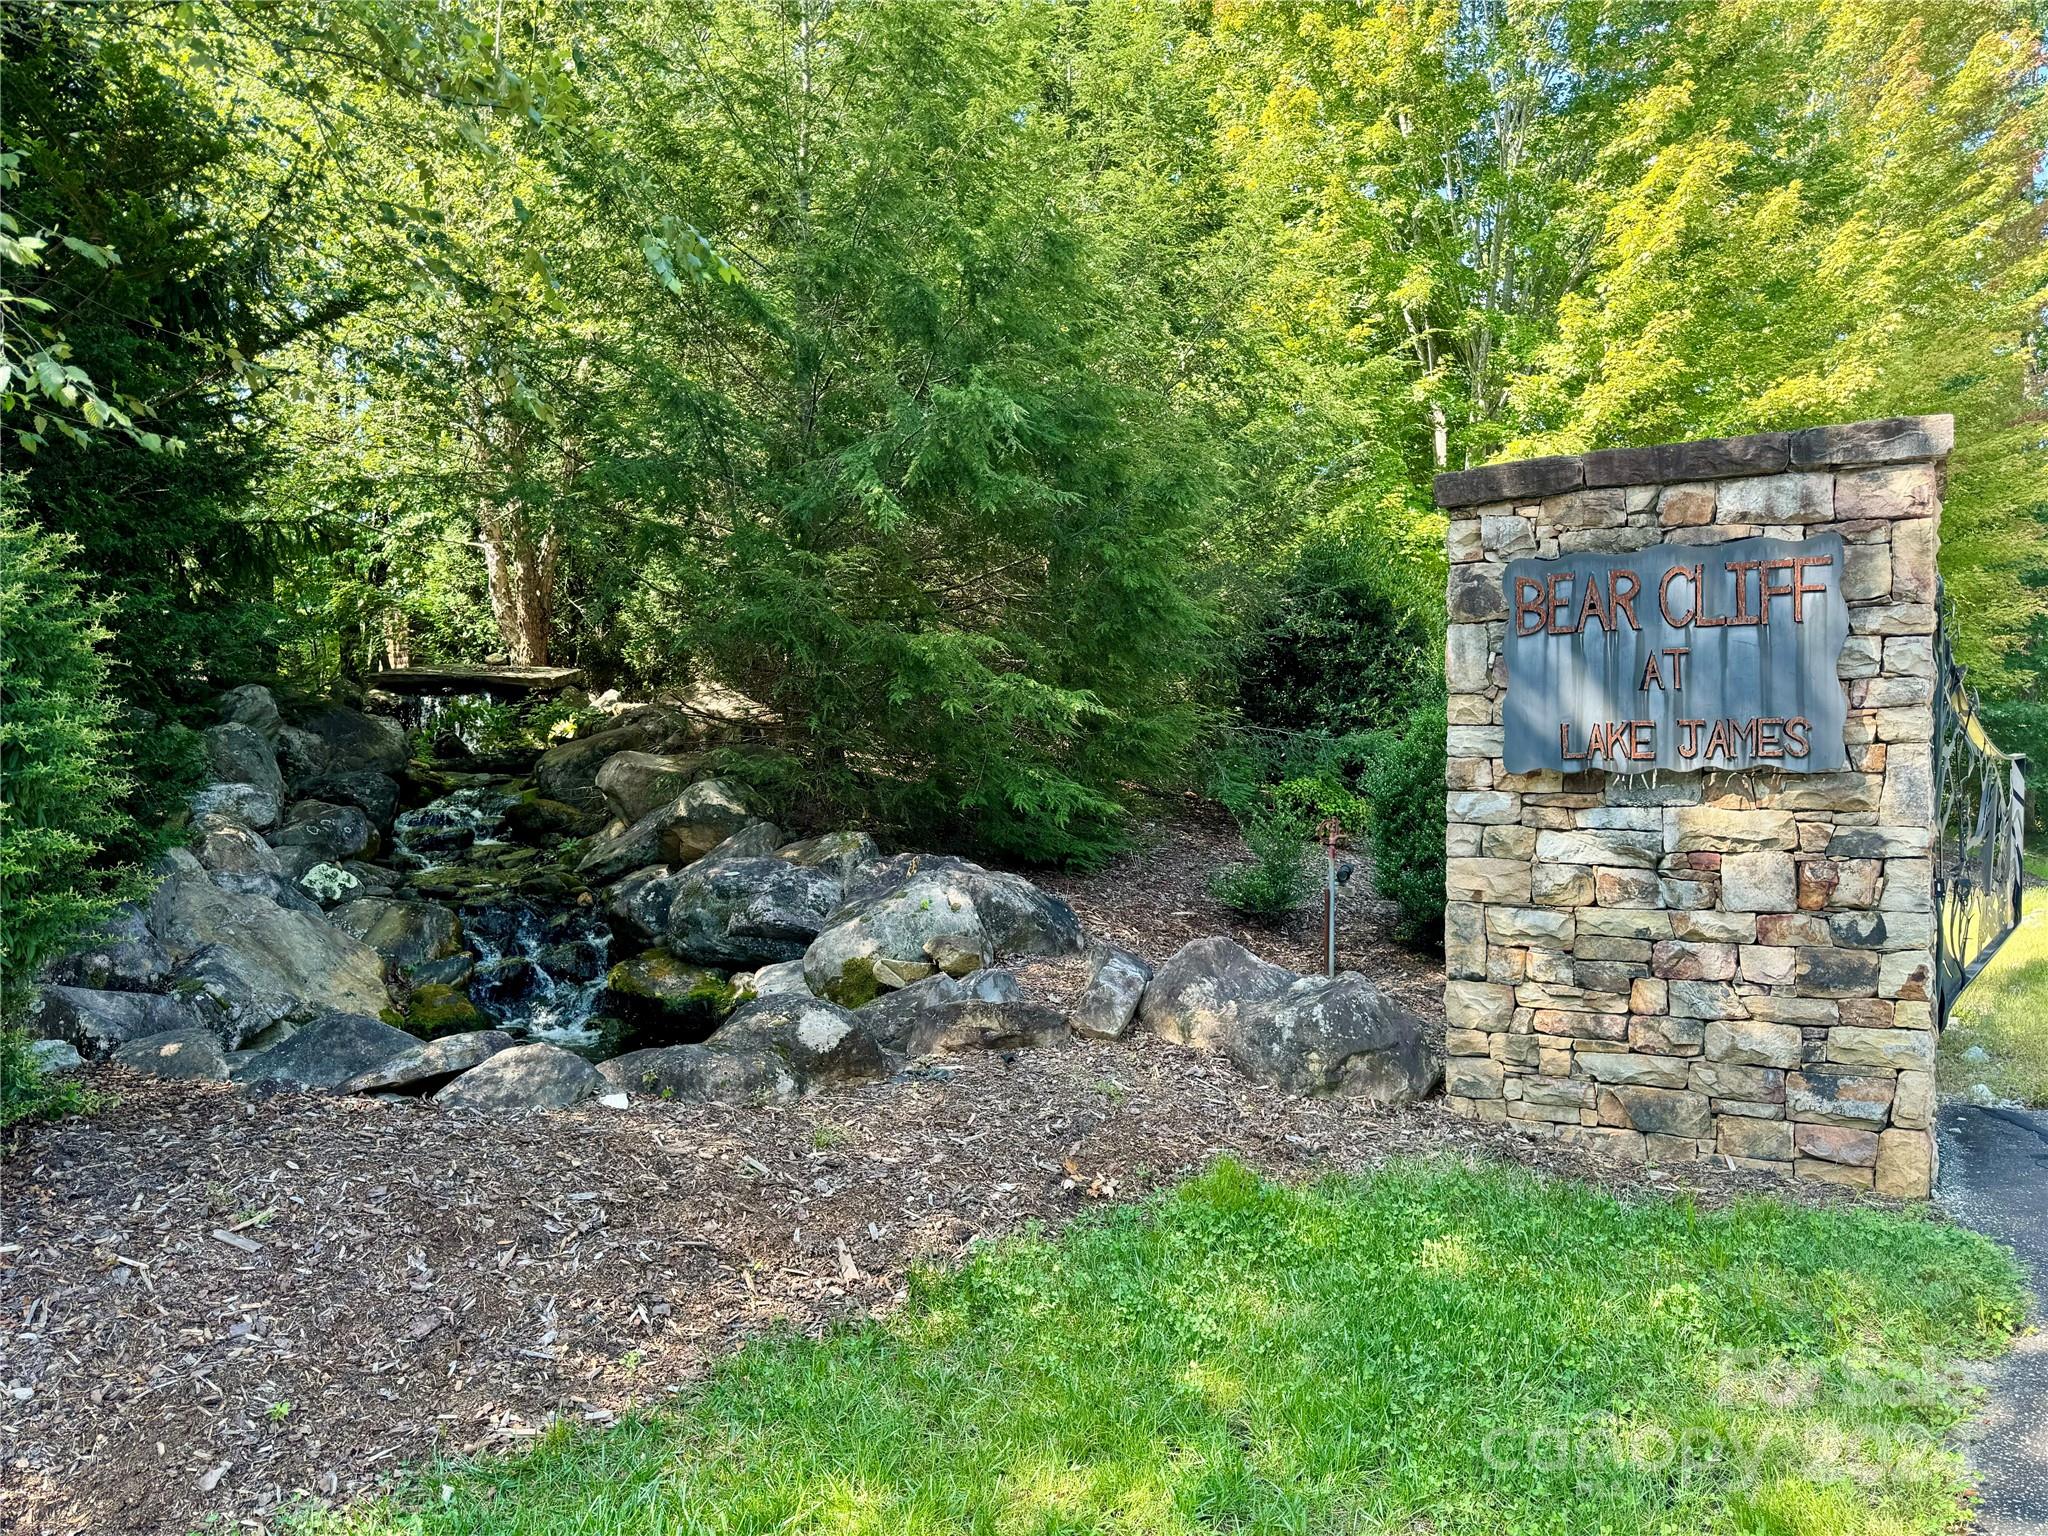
[603,950,738,1037]
[406,982,489,1039]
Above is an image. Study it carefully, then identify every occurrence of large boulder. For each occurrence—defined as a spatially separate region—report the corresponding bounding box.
[148,873,392,1040]
[193,813,283,876]
[270,799,377,862]
[715,994,886,1086]
[606,864,680,944]
[593,750,704,822]
[208,870,327,919]
[202,722,286,817]
[296,705,408,775]
[234,1011,418,1093]
[856,969,1066,1058]
[776,831,879,884]
[535,709,695,813]
[433,1042,604,1112]
[596,1041,799,1105]
[734,958,809,998]
[217,684,282,740]
[189,780,281,832]
[602,950,735,1034]
[330,898,463,971]
[803,869,993,1004]
[840,854,1085,959]
[1227,974,1439,1103]
[111,1028,231,1082]
[662,856,841,968]
[576,779,755,884]
[296,771,401,828]
[338,1030,512,1095]
[275,724,331,785]
[25,986,200,1059]
[39,905,170,993]
[1071,947,1151,1042]
[1137,937,1294,1050]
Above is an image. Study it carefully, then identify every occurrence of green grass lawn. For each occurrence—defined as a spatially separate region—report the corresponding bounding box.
[1939,887,2048,1108]
[296,1159,2023,1536]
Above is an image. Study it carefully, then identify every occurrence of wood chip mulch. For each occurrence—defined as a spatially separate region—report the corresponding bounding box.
[4,1036,1862,1536]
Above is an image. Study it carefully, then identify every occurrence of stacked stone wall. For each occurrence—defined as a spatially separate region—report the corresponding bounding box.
[1434,416,1950,1198]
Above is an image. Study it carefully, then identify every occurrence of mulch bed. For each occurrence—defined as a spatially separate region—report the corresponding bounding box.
[1,809,1845,1535]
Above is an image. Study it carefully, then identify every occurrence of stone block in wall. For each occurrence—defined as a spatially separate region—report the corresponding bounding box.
[1835,463,1938,520]
[1722,853,1797,912]
[1667,808,1799,853]
[1706,1018,1802,1068]
[1827,1026,1934,1072]
[1789,415,1952,468]
[1785,1070,1894,1128]
[1875,1129,1933,1197]
[1719,1117,1794,1161]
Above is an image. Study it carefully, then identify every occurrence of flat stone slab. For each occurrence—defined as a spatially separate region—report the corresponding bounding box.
[369,665,586,695]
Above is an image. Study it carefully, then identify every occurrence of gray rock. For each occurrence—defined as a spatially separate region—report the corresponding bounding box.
[270,800,376,862]
[701,820,784,862]
[536,711,695,813]
[297,771,400,828]
[1138,936,1294,1050]
[606,864,679,944]
[297,705,408,775]
[330,899,462,970]
[1072,947,1151,1041]
[208,870,327,919]
[602,951,735,1031]
[855,969,1063,1057]
[234,1011,417,1093]
[1227,973,1438,1102]
[716,995,886,1086]
[735,959,810,998]
[24,987,199,1058]
[596,1041,800,1105]
[836,854,1085,959]
[189,780,282,831]
[296,862,365,906]
[663,856,842,968]
[26,1039,82,1074]
[111,1028,230,1082]
[40,905,170,993]
[803,869,993,1004]
[776,830,879,884]
[433,1043,605,1112]
[148,874,392,1039]
[593,750,704,822]
[338,1030,512,1095]
[275,724,331,785]
[193,812,283,876]
[217,684,282,739]
[577,779,756,884]
[203,722,285,811]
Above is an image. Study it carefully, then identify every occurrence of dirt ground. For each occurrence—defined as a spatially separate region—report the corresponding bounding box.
[0,813,1822,1535]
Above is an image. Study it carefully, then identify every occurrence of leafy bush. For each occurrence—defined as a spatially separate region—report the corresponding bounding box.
[1235,535,1441,738]
[0,1028,98,1131]
[1357,701,1448,945]
[1209,773,1368,919]
[0,492,138,1011]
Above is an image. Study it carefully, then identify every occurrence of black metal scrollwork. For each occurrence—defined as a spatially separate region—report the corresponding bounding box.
[1931,587,2027,1029]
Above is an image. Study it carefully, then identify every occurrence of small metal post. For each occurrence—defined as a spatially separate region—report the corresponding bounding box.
[1322,818,1341,977]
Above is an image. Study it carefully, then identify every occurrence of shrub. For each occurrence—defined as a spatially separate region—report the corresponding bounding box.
[1235,535,1440,738]
[1356,701,1448,946]
[1209,774,1368,919]
[0,1028,97,1132]
[0,490,138,1011]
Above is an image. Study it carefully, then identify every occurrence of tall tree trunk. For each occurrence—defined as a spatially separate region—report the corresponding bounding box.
[479,503,554,665]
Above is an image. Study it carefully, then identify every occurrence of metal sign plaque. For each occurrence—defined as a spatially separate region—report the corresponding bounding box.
[1502,532,1849,775]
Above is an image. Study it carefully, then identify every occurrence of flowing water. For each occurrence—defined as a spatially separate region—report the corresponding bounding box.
[389,783,613,1050]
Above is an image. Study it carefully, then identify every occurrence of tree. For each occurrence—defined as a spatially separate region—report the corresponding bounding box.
[0,484,134,1010]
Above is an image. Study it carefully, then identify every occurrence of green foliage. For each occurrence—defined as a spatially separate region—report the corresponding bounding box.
[1358,701,1451,946]
[0,491,137,1010]
[0,1028,101,1132]
[1235,535,1442,738]
[291,1158,2023,1536]
[1208,788,1318,918]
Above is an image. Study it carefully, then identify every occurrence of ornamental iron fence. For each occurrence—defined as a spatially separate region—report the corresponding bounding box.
[1930,589,2028,1030]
